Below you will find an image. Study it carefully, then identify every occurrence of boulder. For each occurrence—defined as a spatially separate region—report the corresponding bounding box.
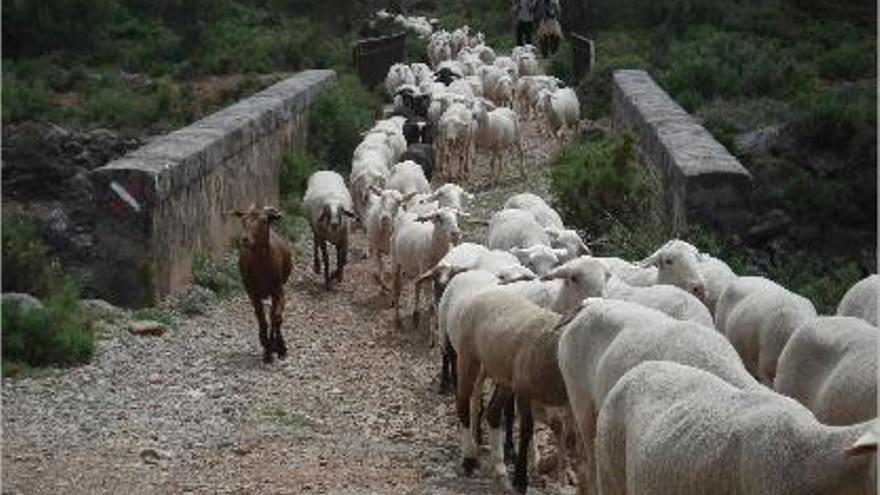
[81,299,128,321]
[1,293,44,314]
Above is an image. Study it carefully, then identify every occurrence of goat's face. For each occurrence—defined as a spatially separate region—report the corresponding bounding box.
[230,205,282,247]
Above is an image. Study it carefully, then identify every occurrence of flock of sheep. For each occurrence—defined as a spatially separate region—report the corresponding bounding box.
[234,13,879,495]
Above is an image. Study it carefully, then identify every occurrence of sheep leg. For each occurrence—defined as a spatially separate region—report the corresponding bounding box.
[512,395,534,494]
[487,386,515,487]
[318,241,331,290]
[333,239,347,283]
[517,139,527,180]
[503,395,516,464]
[579,404,598,495]
[456,355,481,475]
[471,368,487,447]
[373,252,389,292]
[439,336,457,394]
[250,296,272,364]
[413,276,423,331]
[393,265,403,326]
[312,239,321,274]
[271,291,287,360]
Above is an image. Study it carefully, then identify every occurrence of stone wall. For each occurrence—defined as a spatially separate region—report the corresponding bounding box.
[612,69,752,233]
[90,70,336,307]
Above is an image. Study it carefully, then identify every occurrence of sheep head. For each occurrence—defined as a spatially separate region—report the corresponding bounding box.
[510,245,567,277]
[640,239,707,302]
[541,256,610,299]
[545,228,591,260]
[416,207,462,245]
[319,202,356,229]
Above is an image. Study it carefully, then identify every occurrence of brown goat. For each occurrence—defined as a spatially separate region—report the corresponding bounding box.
[230,205,293,363]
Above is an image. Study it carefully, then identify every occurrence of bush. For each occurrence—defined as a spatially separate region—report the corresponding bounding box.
[2,280,95,374]
[132,307,176,329]
[816,41,876,81]
[2,215,57,297]
[790,83,877,159]
[2,77,55,123]
[79,85,162,130]
[192,253,242,297]
[551,133,652,233]
[306,74,382,171]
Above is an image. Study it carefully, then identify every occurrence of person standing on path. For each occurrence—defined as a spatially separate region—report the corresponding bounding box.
[512,0,537,47]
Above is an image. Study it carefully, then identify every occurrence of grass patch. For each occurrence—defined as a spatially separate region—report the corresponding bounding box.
[132,307,176,330]
[260,406,316,436]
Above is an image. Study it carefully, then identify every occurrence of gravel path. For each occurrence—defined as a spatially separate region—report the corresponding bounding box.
[2,120,572,494]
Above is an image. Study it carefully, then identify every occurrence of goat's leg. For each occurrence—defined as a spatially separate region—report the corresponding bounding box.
[250,296,271,363]
[333,238,347,283]
[512,395,534,494]
[487,386,515,487]
[271,291,287,360]
[319,240,330,290]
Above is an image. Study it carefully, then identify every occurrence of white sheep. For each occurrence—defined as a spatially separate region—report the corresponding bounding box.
[302,171,356,290]
[503,192,563,229]
[414,183,474,214]
[385,63,416,98]
[837,274,879,326]
[604,277,713,327]
[364,187,412,289]
[596,360,878,495]
[538,87,580,143]
[350,155,390,220]
[386,160,431,197]
[472,101,525,184]
[411,63,434,86]
[499,256,610,313]
[515,75,560,121]
[638,239,709,300]
[436,102,475,181]
[775,316,878,425]
[545,228,591,261]
[487,208,550,251]
[509,244,567,277]
[715,276,817,385]
[696,253,738,316]
[390,207,462,331]
[557,298,762,494]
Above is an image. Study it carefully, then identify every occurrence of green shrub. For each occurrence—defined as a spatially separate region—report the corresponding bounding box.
[192,253,242,298]
[307,74,382,171]
[2,77,55,123]
[80,85,162,130]
[790,83,877,158]
[2,280,95,374]
[2,215,56,297]
[552,133,652,233]
[547,44,574,84]
[575,32,650,119]
[816,41,876,81]
[280,151,323,215]
[405,31,429,64]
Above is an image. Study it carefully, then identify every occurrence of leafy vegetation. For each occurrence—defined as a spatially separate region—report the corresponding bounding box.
[2,216,96,376]
[191,253,242,298]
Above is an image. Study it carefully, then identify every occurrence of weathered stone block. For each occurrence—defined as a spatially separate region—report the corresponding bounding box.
[90,70,336,307]
[612,69,752,233]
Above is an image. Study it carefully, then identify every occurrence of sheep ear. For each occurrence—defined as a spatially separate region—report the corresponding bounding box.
[415,266,439,285]
[845,430,878,456]
[401,191,419,204]
[540,267,566,282]
[639,252,661,268]
[369,184,383,196]
[342,208,357,219]
[456,210,470,218]
[545,228,560,240]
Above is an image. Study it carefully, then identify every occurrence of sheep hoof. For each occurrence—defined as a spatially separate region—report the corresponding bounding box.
[262,350,273,364]
[276,342,288,360]
[333,270,344,283]
[462,457,478,476]
[512,472,528,494]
